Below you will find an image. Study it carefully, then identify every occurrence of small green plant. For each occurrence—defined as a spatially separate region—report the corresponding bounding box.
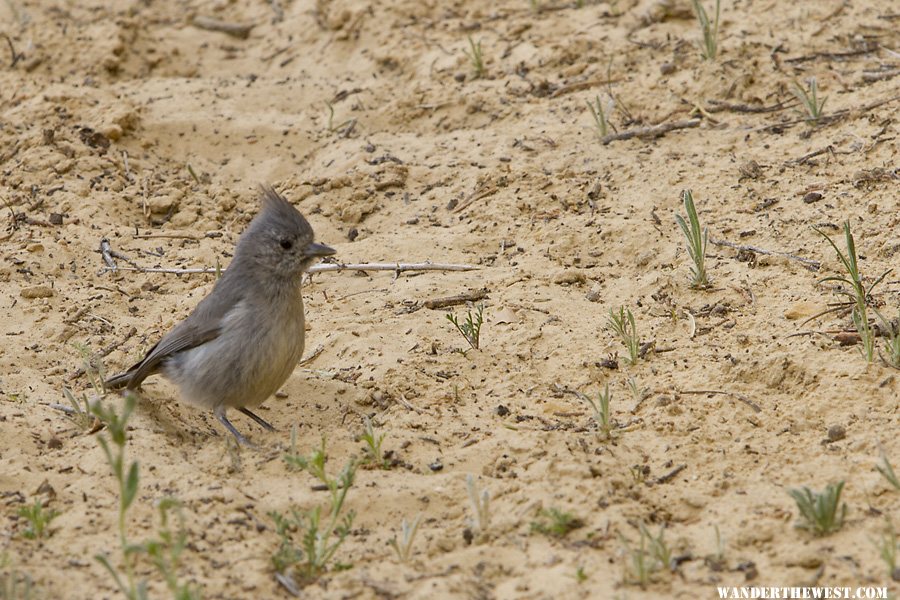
[676,189,709,288]
[324,102,354,134]
[142,499,199,600]
[359,416,388,468]
[0,559,35,600]
[620,523,671,587]
[874,309,900,368]
[447,303,484,351]
[63,343,106,430]
[91,394,199,600]
[584,384,613,439]
[574,566,588,583]
[875,520,899,580]
[464,36,485,79]
[91,394,142,599]
[791,77,826,123]
[607,307,640,365]
[627,377,648,404]
[276,436,357,586]
[691,0,721,60]
[530,507,584,538]
[466,474,491,539]
[388,513,422,564]
[587,95,612,138]
[817,222,889,363]
[877,455,900,491]
[17,500,59,540]
[788,481,847,536]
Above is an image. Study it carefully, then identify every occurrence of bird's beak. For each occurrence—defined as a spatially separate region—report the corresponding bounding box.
[304,242,336,257]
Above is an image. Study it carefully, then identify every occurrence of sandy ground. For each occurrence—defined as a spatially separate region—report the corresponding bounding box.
[1,0,899,598]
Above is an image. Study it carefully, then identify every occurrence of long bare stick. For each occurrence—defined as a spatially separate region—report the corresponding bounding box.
[710,237,821,270]
[601,119,701,144]
[102,262,480,275]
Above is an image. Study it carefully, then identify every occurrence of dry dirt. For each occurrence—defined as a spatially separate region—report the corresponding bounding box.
[2,0,900,598]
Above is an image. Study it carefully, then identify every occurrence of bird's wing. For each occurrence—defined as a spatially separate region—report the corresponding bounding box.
[110,275,245,389]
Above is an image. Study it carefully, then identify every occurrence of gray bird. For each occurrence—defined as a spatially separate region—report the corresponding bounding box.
[106,186,335,445]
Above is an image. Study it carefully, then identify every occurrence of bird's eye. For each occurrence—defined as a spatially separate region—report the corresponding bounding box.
[279,239,293,250]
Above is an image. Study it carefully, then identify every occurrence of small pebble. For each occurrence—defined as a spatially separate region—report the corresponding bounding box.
[826,425,846,442]
[429,459,443,472]
[803,192,823,204]
[21,285,54,299]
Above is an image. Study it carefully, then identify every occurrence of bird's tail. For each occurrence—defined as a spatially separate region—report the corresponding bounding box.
[104,369,135,390]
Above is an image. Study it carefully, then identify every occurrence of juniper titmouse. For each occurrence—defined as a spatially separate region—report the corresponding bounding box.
[106,186,335,445]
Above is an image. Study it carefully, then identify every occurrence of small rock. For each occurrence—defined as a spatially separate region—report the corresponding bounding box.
[49,213,63,225]
[552,269,586,286]
[26,243,44,253]
[495,405,510,417]
[784,301,824,320]
[21,285,54,299]
[429,459,443,472]
[659,62,676,75]
[826,425,846,442]
[802,191,823,204]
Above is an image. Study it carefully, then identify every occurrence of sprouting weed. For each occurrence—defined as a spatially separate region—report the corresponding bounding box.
[17,500,59,540]
[447,303,484,351]
[587,95,614,138]
[464,36,486,79]
[791,77,827,123]
[583,384,612,439]
[620,523,672,587]
[607,307,640,365]
[466,474,491,540]
[877,454,900,492]
[388,513,423,564]
[817,222,889,363]
[691,0,721,60]
[676,189,710,288]
[359,416,388,469]
[275,436,357,587]
[874,308,900,368]
[788,481,847,536]
[530,508,584,538]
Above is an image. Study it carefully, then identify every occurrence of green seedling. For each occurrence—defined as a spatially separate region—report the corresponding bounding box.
[607,307,640,365]
[788,481,847,536]
[466,474,491,539]
[0,563,35,600]
[691,0,721,60]
[91,395,198,600]
[583,384,613,439]
[791,77,826,123]
[874,308,900,368]
[275,436,357,586]
[530,507,584,538]
[464,36,485,79]
[620,523,671,587]
[627,377,648,404]
[447,303,484,351]
[17,500,59,540]
[388,513,422,564]
[817,222,890,363]
[587,95,612,138]
[875,520,899,580]
[676,189,709,288]
[359,416,388,468]
[574,566,588,583]
[877,455,900,491]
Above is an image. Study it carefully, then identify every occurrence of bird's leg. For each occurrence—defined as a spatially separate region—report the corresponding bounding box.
[214,405,253,446]
[238,407,276,432]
